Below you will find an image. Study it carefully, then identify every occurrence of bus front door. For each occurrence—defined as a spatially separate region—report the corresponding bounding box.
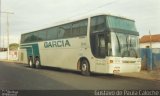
[92,33,106,58]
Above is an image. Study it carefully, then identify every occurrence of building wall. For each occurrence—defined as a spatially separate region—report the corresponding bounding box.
[9,51,18,60]
[140,42,160,48]
[0,51,7,59]
[0,51,18,60]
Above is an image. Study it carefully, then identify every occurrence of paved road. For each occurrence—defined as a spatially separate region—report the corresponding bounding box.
[0,61,159,90]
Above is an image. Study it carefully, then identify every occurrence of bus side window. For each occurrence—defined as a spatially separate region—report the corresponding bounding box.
[72,21,80,37]
[21,34,25,43]
[58,24,72,39]
[98,34,106,57]
[24,33,32,43]
[63,24,72,38]
[79,20,87,36]
[90,16,105,33]
[72,19,88,37]
[37,30,47,41]
[47,27,58,40]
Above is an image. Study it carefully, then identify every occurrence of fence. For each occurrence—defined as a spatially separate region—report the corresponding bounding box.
[141,48,160,70]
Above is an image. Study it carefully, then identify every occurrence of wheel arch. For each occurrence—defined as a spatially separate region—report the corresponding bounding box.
[77,57,90,71]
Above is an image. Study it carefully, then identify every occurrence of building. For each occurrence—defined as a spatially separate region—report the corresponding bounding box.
[140,34,160,70]
[0,48,7,51]
[140,34,160,48]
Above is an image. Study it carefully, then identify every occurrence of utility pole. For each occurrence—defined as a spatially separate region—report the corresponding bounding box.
[0,0,1,51]
[149,30,152,48]
[1,11,14,60]
[149,30,152,70]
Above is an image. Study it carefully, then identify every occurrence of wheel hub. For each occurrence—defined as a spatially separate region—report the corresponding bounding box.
[35,60,39,66]
[82,64,87,71]
[29,60,32,66]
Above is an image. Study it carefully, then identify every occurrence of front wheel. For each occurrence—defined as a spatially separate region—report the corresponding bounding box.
[35,58,41,69]
[81,59,90,76]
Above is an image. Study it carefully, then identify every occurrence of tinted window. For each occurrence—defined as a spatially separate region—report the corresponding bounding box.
[21,34,25,43]
[61,24,72,38]
[27,32,37,42]
[58,26,65,38]
[32,32,39,42]
[79,20,87,36]
[107,16,137,31]
[25,33,32,43]
[23,34,28,43]
[37,30,47,41]
[72,19,87,37]
[22,33,34,43]
[47,27,58,40]
[21,19,88,44]
[72,21,80,36]
[90,16,106,32]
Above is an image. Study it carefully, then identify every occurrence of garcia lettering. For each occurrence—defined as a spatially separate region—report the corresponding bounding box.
[44,40,71,48]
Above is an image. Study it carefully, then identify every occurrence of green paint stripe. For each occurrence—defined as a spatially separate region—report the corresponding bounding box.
[20,43,41,64]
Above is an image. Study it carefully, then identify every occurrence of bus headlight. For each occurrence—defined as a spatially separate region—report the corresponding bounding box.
[108,58,121,64]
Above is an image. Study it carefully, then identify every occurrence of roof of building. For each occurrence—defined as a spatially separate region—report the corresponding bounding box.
[140,34,160,43]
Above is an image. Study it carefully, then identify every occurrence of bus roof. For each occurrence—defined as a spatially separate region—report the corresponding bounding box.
[21,13,134,35]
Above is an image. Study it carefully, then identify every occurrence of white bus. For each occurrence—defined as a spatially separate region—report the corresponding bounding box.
[19,13,141,75]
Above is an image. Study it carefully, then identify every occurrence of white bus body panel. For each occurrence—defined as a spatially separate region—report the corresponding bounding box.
[18,49,28,64]
[92,57,141,74]
[38,37,90,70]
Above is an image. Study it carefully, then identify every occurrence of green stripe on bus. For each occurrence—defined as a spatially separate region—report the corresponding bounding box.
[20,43,40,60]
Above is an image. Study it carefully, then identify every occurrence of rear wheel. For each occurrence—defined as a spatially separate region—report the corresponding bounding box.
[81,59,90,76]
[28,57,34,68]
[35,58,41,69]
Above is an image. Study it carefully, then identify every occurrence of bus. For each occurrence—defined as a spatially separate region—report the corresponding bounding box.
[19,13,141,75]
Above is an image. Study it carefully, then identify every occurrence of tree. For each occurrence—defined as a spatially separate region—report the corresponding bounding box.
[9,43,19,51]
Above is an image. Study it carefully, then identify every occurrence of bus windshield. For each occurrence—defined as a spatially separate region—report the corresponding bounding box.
[106,15,139,58]
[111,32,139,58]
[107,15,137,32]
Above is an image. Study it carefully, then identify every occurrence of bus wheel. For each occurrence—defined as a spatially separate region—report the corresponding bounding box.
[28,57,34,68]
[81,59,90,76]
[35,58,41,69]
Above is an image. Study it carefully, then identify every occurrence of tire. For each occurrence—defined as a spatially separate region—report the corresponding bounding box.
[28,57,34,68]
[35,58,41,69]
[81,59,90,76]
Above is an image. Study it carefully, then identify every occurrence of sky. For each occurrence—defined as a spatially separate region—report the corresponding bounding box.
[1,0,160,47]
